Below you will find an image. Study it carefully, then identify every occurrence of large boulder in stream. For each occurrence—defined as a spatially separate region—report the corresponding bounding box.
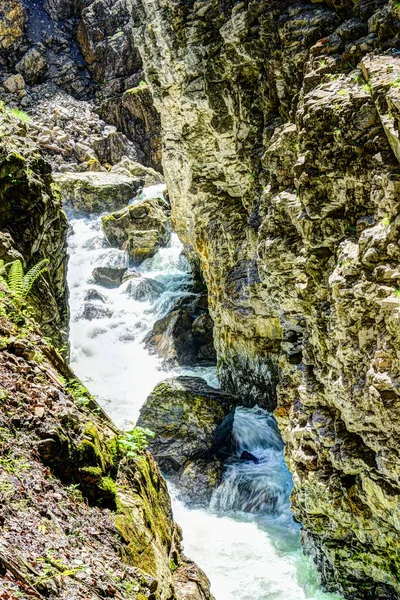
[137,376,237,506]
[92,266,128,288]
[53,171,144,213]
[144,294,216,366]
[125,276,165,301]
[101,197,171,265]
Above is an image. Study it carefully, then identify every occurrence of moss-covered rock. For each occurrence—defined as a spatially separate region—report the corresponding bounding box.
[53,170,144,213]
[101,197,171,264]
[0,287,213,599]
[138,376,236,505]
[0,103,69,351]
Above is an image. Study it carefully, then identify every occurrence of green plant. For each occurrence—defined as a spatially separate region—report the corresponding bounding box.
[0,258,49,301]
[65,379,92,406]
[333,128,342,140]
[337,89,350,97]
[318,59,327,67]
[138,80,147,87]
[170,559,179,573]
[10,108,31,123]
[362,83,371,93]
[117,426,155,458]
[381,213,391,227]
[394,289,400,298]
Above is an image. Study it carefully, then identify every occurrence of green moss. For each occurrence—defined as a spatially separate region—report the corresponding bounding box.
[99,476,117,497]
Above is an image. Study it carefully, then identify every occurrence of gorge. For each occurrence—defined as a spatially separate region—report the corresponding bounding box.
[1,1,400,599]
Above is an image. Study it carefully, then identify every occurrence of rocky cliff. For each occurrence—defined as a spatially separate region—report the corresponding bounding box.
[0,285,212,599]
[129,1,400,598]
[0,102,69,349]
[0,97,212,600]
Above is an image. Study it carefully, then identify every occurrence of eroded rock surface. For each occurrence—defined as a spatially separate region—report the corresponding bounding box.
[130,0,400,597]
[144,294,216,367]
[101,196,171,263]
[0,103,69,349]
[0,285,213,600]
[138,376,236,505]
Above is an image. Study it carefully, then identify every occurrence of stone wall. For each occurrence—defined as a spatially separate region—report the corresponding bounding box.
[128,0,400,597]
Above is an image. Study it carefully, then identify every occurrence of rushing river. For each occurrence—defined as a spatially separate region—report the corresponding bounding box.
[67,185,342,600]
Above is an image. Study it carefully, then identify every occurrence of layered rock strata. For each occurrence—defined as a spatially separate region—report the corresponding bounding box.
[129,0,400,597]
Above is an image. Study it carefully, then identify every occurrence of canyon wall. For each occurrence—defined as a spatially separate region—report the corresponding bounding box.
[0,104,212,600]
[128,1,400,598]
[0,102,69,349]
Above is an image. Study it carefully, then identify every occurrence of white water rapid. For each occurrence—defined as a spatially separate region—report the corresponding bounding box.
[67,185,343,600]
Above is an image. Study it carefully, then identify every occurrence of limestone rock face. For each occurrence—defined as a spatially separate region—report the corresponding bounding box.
[0,0,26,54]
[130,0,400,596]
[0,103,69,350]
[76,0,162,170]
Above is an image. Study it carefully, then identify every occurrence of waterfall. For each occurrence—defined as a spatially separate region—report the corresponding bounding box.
[210,407,292,515]
[67,185,342,600]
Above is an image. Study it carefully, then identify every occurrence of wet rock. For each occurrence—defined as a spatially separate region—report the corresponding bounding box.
[81,302,112,320]
[128,229,160,265]
[240,451,259,464]
[125,277,165,301]
[101,197,170,251]
[53,171,144,213]
[138,376,236,505]
[84,288,106,303]
[178,459,224,507]
[92,266,127,288]
[208,409,235,459]
[144,294,216,367]
[16,47,47,85]
[138,376,235,472]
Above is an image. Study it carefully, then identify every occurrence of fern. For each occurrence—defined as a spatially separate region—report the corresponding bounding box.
[5,259,49,299]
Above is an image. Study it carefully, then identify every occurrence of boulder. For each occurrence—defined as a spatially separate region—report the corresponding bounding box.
[16,47,47,85]
[178,459,224,507]
[84,288,107,303]
[128,229,160,265]
[125,277,165,301]
[2,73,25,93]
[101,197,170,250]
[137,376,236,505]
[110,158,164,186]
[93,132,141,165]
[144,294,216,367]
[82,302,112,320]
[92,266,127,288]
[53,171,144,213]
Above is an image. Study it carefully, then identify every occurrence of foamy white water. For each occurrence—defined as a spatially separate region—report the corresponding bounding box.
[67,185,342,600]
